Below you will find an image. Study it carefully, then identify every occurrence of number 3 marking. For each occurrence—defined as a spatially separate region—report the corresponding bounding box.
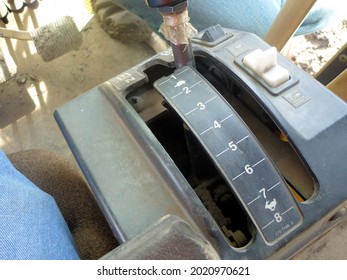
[197,102,205,110]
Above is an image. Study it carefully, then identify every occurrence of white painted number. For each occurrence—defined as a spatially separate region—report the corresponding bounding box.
[259,188,266,199]
[274,213,282,223]
[214,120,221,128]
[183,87,191,94]
[197,102,206,110]
[245,164,253,174]
[228,141,237,151]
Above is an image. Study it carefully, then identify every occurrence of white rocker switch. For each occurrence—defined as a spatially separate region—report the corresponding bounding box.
[243,47,290,88]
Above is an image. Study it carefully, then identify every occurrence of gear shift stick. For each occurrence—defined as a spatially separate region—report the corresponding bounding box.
[145,0,197,68]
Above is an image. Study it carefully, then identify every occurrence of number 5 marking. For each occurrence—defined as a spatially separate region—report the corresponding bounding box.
[228,141,237,151]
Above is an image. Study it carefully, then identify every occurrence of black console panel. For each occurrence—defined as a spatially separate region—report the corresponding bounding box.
[55,27,347,259]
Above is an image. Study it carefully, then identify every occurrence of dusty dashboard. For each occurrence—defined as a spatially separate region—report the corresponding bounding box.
[55,26,347,259]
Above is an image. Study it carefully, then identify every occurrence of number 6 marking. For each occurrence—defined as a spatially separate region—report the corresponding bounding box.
[245,164,253,174]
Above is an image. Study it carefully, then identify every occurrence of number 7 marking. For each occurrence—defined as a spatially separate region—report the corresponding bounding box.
[259,188,267,199]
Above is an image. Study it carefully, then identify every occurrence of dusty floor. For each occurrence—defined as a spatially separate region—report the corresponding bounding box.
[0,0,154,163]
[289,19,347,76]
[0,0,347,260]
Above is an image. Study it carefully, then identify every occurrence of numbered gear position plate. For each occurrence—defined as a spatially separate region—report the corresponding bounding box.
[154,66,303,243]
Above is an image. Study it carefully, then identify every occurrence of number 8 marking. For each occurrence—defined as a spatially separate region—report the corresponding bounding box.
[274,213,282,223]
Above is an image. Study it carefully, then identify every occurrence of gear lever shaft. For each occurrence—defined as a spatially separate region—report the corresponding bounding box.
[146,0,197,68]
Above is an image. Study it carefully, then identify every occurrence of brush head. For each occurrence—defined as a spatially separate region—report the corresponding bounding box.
[31,16,83,62]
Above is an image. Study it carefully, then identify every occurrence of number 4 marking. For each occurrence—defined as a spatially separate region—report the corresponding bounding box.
[214,120,221,128]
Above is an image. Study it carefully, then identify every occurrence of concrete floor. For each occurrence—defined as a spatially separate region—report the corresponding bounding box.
[0,0,346,259]
[0,0,154,163]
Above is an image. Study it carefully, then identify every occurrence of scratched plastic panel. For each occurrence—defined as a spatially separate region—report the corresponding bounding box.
[154,66,303,243]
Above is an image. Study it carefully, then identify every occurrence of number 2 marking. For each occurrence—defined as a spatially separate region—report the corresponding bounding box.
[183,87,191,94]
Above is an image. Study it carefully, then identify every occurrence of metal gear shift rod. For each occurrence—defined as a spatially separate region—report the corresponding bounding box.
[145,0,197,68]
